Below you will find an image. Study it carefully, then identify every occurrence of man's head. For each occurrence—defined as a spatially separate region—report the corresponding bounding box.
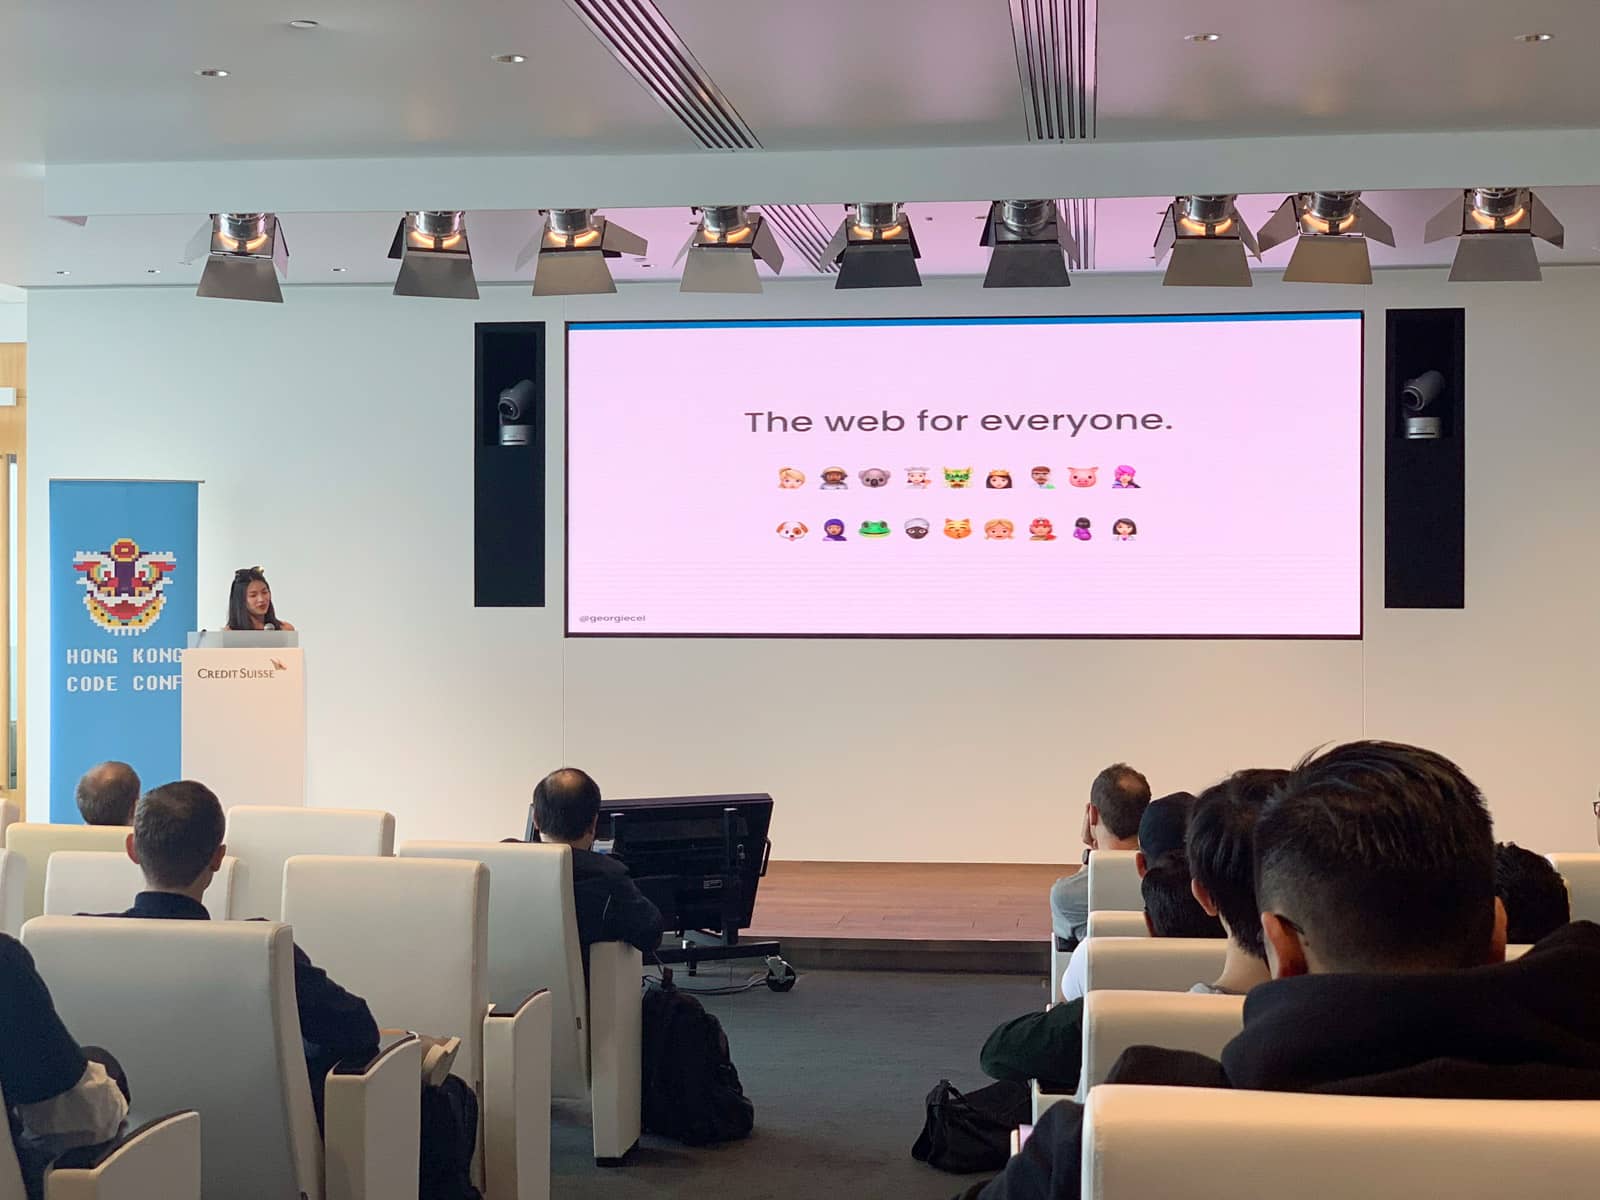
[128,781,226,893]
[532,768,603,847]
[76,761,141,826]
[1256,741,1502,978]
[1087,763,1151,848]
[1141,853,1225,939]
[1188,769,1288,961]
[1136,792,1195,871]
[1495,842,1570,945]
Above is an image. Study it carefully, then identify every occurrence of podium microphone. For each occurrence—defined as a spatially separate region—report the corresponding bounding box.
[497,379,537,446]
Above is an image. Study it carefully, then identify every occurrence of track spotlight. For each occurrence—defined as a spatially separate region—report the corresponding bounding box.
[1152,195,1258,287]
[675,206,785,294]
[187,213,289,303]
[1256,191,1396,284]
[1423,187,1564,281]
[387,210,478,299]
[979,200,1078,288]
[516,209,647,296]
[822,203,921,289]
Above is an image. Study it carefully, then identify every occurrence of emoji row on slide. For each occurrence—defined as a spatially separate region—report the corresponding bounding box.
[778,466,1143,490]
[776,518,1139,542]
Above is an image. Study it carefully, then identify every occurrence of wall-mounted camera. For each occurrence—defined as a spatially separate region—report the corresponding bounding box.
[1400,369,1445,439]
[497,379,537,446]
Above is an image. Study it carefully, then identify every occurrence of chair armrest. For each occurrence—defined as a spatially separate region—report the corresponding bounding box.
[45,1110,201,1200]
[1031,1079,1073,1123]
[483,989,552,1200]
[587,941,643,1164]
[324,1032,422,1200]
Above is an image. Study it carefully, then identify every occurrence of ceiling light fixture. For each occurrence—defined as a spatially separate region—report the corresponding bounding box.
[146,268,161,275]
[1514,32,1553,43]
[288,18,320,29]
[54,270,69,276]
[331,266,348,273]
[822,202,922,289]
[387,210,479,299]
[516,209,647,295]
[491,53,527,64]
[195,68,230,78]
[1256,191,1396,284]
[676,205,784,293]
[979,199,1082,288]
[1152,195,1258,286]
[186,212,290,302]
[1423,187,1563,281]
[1184,32,1220,42]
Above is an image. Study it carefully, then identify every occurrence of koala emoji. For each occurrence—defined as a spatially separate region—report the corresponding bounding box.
[944,518,973,539]
[859,467,891,488]
[775,521,808,541]
[1068,466,1099,488]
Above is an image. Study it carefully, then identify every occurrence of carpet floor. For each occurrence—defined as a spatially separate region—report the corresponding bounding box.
[550,968,1044,1200]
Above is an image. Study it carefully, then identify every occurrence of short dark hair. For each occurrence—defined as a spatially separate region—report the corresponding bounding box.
[75,761,141,826]
[1138,792,1196,865]
[1496,843,1570,945]
[1090,763,1151,840]
[134,781,225,889]
[1255,741,1495,973]
[533,768,602,843]
[1141,853,1224,939]
[1188,769,1288,961]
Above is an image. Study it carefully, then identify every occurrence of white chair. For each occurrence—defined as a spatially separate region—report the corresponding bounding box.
[1545,853,1600,924]
[282,855,551,1200]
[1083,937,1229,994]
[1081,1085,1600,1198]
[1077,990,1244,1101]
[1506,943,1533,961]
[0,849,23,937]
[223,806,396,920]
[3,825,132,922]
[43,852,239,919]
[0,797,17,844]
[399,840,642,1164]
[1086,910,1149,939]
[21,915,418,1200]
[1086,850,1143,912]
[0,1078,202,1200]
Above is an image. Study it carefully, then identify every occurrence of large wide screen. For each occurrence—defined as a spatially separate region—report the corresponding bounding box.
[566,313,1362,638]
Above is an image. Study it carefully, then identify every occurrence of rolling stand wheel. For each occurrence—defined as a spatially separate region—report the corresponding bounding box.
[765,956,798,992]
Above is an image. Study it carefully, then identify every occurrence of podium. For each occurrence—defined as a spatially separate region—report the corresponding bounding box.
[181,633,306,809]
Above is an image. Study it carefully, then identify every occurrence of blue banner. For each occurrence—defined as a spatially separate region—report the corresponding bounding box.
[49,481,199,823]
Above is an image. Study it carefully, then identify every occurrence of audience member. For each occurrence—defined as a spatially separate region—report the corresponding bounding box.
[1184,769,1285,995]
[981,852,1220,1090]
[2,933,130,1200]
[1050,764,1151,945]
[1134,791,1196,872]
[959,741,1600,1200]
[73,761,139,826]
[1496,842,1570,944]
[527,767,664,968]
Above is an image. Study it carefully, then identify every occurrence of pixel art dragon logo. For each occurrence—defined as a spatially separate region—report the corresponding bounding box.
[72,538,178,636]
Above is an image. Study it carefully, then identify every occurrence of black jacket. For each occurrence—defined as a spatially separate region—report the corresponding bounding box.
[571,848,664,965]
[0,934,88,1109]
[966,921,1600,1200]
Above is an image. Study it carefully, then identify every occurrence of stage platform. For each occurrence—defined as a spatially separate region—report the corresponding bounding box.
[742,861,1073,975]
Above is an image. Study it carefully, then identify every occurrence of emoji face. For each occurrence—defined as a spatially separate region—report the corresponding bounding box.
[1113,518,1137,541]
[820,467,848,490]
[1068,467,1099,488]
[823,519,847,541]
[860,468,891,488]
[1029,518,1055,541]
[859,520,891,538]
[1113,465,1139,489]
[984,519,1015,540]
[775,521,808,541]
[778,468,806,489]
[944,518,972,539]
[944,467,973,489]
[906,468,931,489]
[1031,467,1052,488]
[986,469,1013,490]
[1074,517,1092,541]
[904,518,931,540]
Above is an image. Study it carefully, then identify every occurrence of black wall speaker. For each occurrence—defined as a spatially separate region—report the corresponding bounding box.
[474,322,546,607]
[1385,308,1465,609]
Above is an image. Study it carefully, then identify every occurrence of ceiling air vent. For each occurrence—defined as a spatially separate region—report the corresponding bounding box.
[1009,0,1097,141]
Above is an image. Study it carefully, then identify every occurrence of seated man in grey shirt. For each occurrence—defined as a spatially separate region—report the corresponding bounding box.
[1050,763,1151,945]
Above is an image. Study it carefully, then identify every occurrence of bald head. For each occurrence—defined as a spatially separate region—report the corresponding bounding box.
[76,761,140,826]
[532,767,603,845]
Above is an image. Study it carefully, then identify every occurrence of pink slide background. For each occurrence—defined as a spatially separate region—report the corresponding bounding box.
[566,315,1363,637]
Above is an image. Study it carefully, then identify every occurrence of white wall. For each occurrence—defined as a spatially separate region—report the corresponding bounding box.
[0,296,23,342]
[24,272,1600,860]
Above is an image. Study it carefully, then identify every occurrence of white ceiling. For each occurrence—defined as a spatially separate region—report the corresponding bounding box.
[7,1,1600,289]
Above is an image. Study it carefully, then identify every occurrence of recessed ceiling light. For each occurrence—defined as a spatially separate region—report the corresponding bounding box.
[1184,32,1220,42]
[1514,32,1553,43]
[640,262,652,268]
[146,268,161,275]
[54,270,69,276]
[288,19,320,29]
[195,67,230,77]
[491,53,527,64]
[331,266,348,273]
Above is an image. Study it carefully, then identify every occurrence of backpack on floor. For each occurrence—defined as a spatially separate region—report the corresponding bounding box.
[911,1078,1031,1174]
[640,977,756,1145]
[419,1074,482,1200]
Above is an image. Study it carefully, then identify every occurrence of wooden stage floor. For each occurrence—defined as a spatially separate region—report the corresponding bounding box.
[741,860,1073,973]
